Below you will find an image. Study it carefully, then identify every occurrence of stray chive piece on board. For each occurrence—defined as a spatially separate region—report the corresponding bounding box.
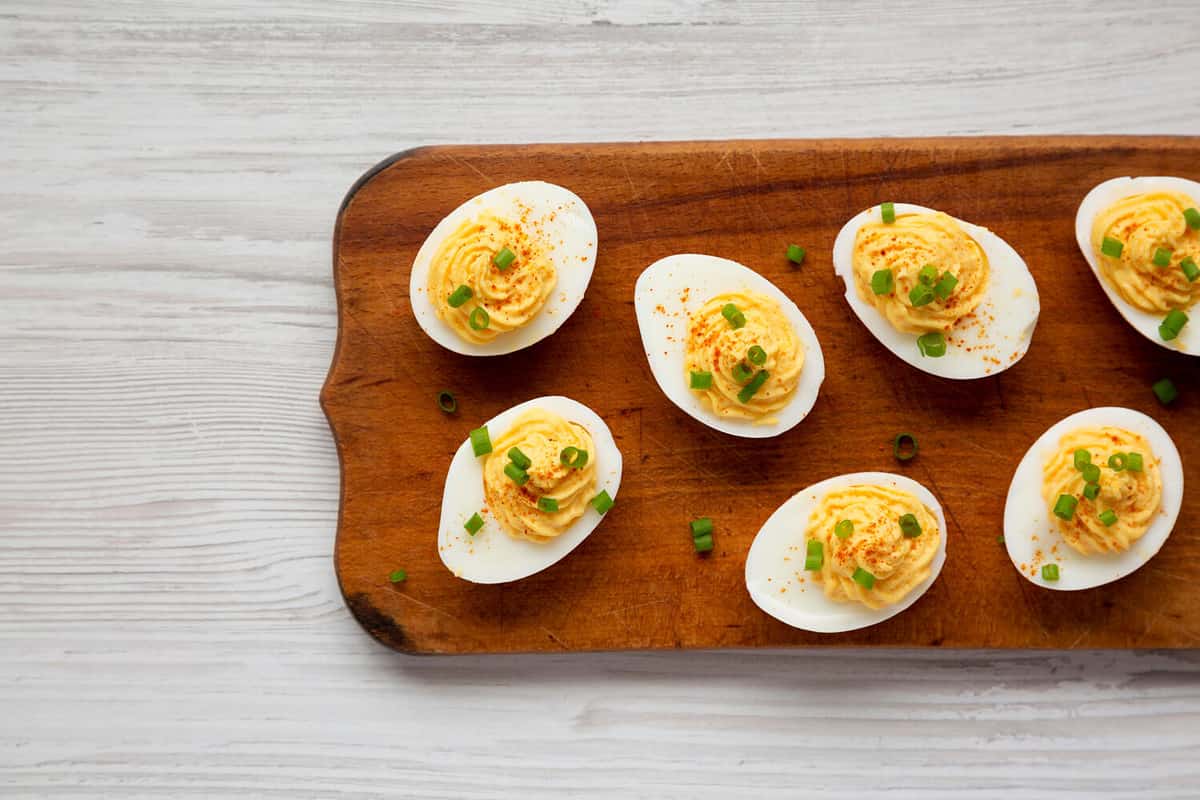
[690,517,714,553]
[469,425,493,456]
[1041,563,1059,582]
[389,569,407,583]
[787,244,807,265]
[892,432,918,462]
[437,390,458,414]
[881,202,896,224]
[590,490,614,514]
[464,513,484,536]
[1152,378,1179,405]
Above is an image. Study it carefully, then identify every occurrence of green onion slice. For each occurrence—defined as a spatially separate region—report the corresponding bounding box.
[732,362,754,384]
[1073,448,1092,470]
[690,370,713,390]
[933,272,959,300]
[1081,463,1101,484]
[917,331,946,358]
[537,496,559,513]
[747,345,767,366]
[871,269,895,295]
[1053,494,1078,520]
[1083,482,1100,500]
[1041,563,1059,581]
[1153,247,1173,268]
[464,513,484,535]
[804,539,824,571]
[447,285,473,308]
[690,517,714,538]
[1101,236,1124,258]
[881,202,896,224]
[507,447,531,470]
[787,244,807,265]
[908,283,935,307]
[852,567,876,589]
[1160,309,1189,341]
[737,370,769,404]
[437,390,458,414]
[469,426,493,456]
[918,264,939,285]
[693,533,714,553]
[468,306,490,331]
[560,447,589,469]
[893,432,918,462]
[1098,509,1118,527]
[492,246,516,271]
[504,462,529,486]
[590,490,614,514]
[899,513,922,538]
[721,303,746,329]
[1125,452,1144,472]
[1153,378,1178,405]
[1182,257,1200,283]
[1185,207,1200,229]
[389,569,407,583]
[1107,453,1127,471]
[835,519,854,539]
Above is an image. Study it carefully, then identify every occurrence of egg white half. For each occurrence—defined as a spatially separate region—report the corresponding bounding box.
[744,471,947,633]
[1074,176,1200,356]
[1003,406,1183,591]
[633,254,825,439]
[409,181,598,356]
[437,395,622,584]
[831,203,1040,379]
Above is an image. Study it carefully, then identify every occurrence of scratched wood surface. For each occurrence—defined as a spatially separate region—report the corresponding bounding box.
[327,137,1200,654]
[6,1,1200,797]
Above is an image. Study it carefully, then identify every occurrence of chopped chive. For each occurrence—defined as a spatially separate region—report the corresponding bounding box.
[871,269,895,295]
[469,425,492,456]
[690,517,714,538]
[1083,482,1100,500]
[1053,494,1078,520]
[1160,309,1189,341]
[1041,563,1059,582]
[997,535,1005,543]
[892,432,918,462]
[835,519,854,539]
[389,569,407,583]
[447,284,473,308]
[590,490,614,514]
[804,539,824,571]
[1081,463,1101,484]
[464,513,484,535]
[1153,378,1178,405]
[933,272,959,300]
[1107,453,1127,471]
[1153,247,1173,268]
[908,283,935,307]
[899,513,922,538]
[1185,207,1200,229]
[731,361,754,384]
[1098,509,1118,527]
[1182,257,1200,283]
[537,496,559,513]
[1073,449,1092,470]
[721,303,746,329]
[918,264,939,285]
[917,331,946,358]
[503,462,529,486]
[1125,452,1144,472]
[560,447,588,469]
[730,311,746,329]
[786,244,807,265]
[1101,236,1124,258]
[507,447,531,470]
[693,532,714,553]
[468,306,490,331]
[492,246,516,271]
[689,370,713,390]
[437,390,458,414]
[737,370,769,404]
[747,345,767,366]
[852,567,876,590]
[881,202,896,224]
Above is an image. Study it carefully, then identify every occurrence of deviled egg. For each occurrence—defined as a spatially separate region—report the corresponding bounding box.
[438,396,621,583]
[410,181,598,356]
[1075,176,1200,354]
[832,203,1040,378]
[745,472,946,633]
[633,254,825,438]
[1003,406,1183,591]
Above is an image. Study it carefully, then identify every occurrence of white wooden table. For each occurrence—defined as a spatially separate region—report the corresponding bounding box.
[3,2,1199,797]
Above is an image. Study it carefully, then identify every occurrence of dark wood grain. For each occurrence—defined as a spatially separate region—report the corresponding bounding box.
[322,138,1200,653]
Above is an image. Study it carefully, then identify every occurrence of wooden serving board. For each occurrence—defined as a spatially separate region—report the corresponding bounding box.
[323,138,1200,653]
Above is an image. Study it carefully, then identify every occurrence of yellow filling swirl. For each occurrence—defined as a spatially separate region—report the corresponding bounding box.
[1091,191,1200,313]
[684,291,803,424]
[483,409,596,543]
[806,484,940,610]
[852,211,990,334]
[1042,427,1161,555]
[428,209,557,344]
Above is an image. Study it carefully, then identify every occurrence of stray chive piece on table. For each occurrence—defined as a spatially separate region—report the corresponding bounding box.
[786,244,806,265]
[590,490,614,514]
[469,425,492,456]
[690,517,714,553]
[437,390,457,414]
[1159,309,1188,341]
[1152,378,1179,405]
[917,331,946,358]
[804,539,824,571]
[893,432,918,462]
[881,202,896,224]
[492,246,515,271]
[389,569,407,584]
[1041,563,1059,582]
[464,513,484,536]
[871,269,894,295]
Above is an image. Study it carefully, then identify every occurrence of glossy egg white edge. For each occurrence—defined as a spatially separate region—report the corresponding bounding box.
[744,471,948,633]
[408,181,599,356]
[831,203,1040,379]
[1074,176,1200,356]
[1003,406,1183,591]
[437,395,622,584]
[632,254,826,439]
